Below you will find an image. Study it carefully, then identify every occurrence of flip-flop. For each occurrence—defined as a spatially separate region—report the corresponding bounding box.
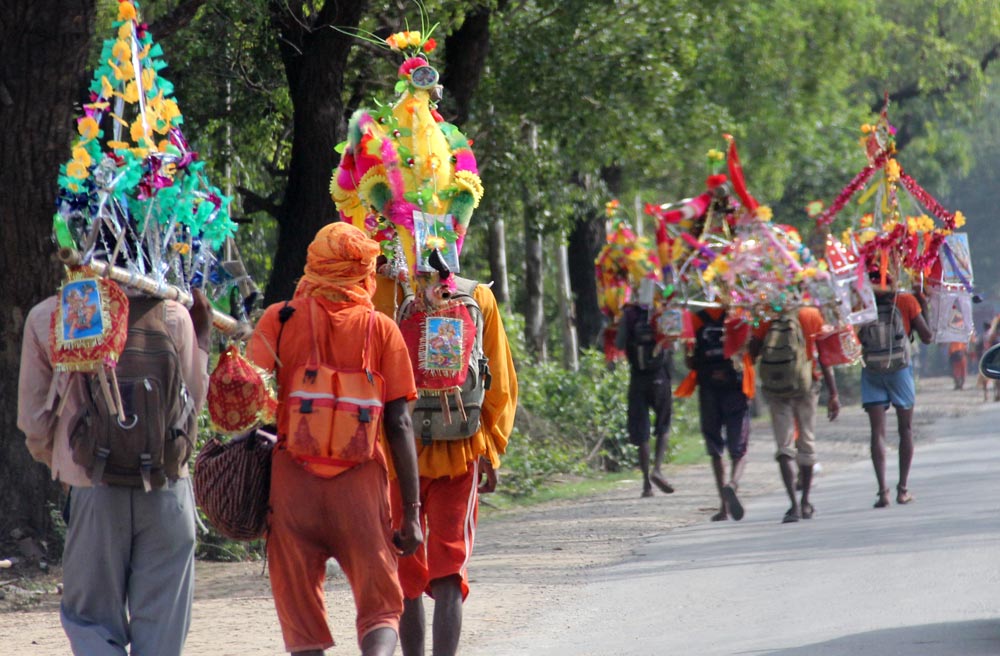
[896,486,914,505]
[650,471,674,494]
[874,488,890,509]
[710,510,728,522]
[801,502,814,519]
[782,507,800,523]
[722,484,744,521]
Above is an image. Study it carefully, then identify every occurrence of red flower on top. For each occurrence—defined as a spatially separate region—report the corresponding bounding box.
[423,38,437,53]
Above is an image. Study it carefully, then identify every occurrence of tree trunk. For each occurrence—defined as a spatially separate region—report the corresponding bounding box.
[556,237,579,371]
[264,0,368,304]
[440,4,491,125]
[567,212,604,350]
[0,0,97,547]
[523,227,546,361]
[522,123,546,361]
[488,215,510,304]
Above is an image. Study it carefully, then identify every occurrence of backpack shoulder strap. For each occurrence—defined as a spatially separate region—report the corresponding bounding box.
[275,300,295,374]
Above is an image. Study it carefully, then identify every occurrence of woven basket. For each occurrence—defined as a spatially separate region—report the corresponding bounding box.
[193,429,274,541]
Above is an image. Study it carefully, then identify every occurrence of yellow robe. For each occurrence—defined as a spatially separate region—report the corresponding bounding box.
[374,276,518,479]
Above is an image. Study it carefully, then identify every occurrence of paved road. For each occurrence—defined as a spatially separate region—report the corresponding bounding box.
[488,401,1000,656]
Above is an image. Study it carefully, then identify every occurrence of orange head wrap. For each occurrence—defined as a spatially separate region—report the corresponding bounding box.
[294,222,380,307]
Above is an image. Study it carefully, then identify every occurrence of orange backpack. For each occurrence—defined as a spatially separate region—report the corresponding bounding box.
[280,300,385,478]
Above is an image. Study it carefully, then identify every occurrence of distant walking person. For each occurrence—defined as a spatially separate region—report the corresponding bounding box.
[680,307,752,521]
[948,341,968,390]
[616,302,674,498]
[751,307,840,523]
[858,272,933,508]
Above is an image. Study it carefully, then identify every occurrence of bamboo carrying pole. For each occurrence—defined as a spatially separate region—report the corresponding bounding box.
[57,248,250,337]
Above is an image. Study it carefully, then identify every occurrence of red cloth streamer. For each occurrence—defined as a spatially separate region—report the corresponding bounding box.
[649,192,712,226]
[723,134,758,213]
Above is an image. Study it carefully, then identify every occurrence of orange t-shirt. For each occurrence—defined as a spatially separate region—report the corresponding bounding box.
[247,296,418,444]
[889,292,923,336]
[752,306,825,379]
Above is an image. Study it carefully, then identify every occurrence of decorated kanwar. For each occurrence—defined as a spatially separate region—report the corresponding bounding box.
[330,14,517,656]
[595,201,675,498]
[15,2,257,654]
[811,101,965,508]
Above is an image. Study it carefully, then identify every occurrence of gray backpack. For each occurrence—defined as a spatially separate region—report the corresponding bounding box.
[858,298,910,373]
[398,278,491,443]
[759,312,813,398]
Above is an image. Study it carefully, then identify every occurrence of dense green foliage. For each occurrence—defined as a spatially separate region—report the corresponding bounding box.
[75,0,1000,554]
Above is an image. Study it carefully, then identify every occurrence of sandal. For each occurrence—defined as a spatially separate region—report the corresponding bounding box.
[874,488,891,509]
[896,485,914,505]
[650,471,675,494]
[782,507,800,523]
[722,484,744,521]
[710,510,728,522]
[801,502,814,519]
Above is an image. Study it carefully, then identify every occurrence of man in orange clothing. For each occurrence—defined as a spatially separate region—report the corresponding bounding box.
[375,269,518,656]
[948,341,968,390]
[750,307,840,523]
[248,222,423,656]
[858,272,933,508]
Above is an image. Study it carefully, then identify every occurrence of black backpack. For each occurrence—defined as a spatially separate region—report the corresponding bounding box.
[692,310,741,386]
[857,297,910,373]
[626,307,664,373]
[70,297,196,491]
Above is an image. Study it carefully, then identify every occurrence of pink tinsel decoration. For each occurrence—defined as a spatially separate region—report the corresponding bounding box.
[453,149,478,175]
[336,151,357,191]
[380,138,407,202]
[390,200,418,232]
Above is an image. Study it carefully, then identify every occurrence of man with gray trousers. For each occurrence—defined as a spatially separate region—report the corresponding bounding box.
[18,286,212,655]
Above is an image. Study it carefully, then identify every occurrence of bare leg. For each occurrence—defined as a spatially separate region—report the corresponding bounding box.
[637,441,653,497]
[361,627,399,656]
[799,464,814,514]
[729,455,746,489]
[867,405,890,507]
[778,455,797,510]
[400,596,425,656]
[430,575,463,656]
[710,455,727,520]
[896,406,915,501]
[649,431,674,493]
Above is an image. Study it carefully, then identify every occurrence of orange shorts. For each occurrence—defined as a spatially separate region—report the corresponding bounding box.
[390,459,479,600]
[268,448,402,652]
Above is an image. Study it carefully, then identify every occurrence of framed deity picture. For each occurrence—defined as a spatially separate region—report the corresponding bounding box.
[834,275,877,326]
[57,278,106,344]
[413,211,460,274]
[655,307,684,339]
[422,316,467,373]
[928,289,973,344]
[939,232,973,287]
